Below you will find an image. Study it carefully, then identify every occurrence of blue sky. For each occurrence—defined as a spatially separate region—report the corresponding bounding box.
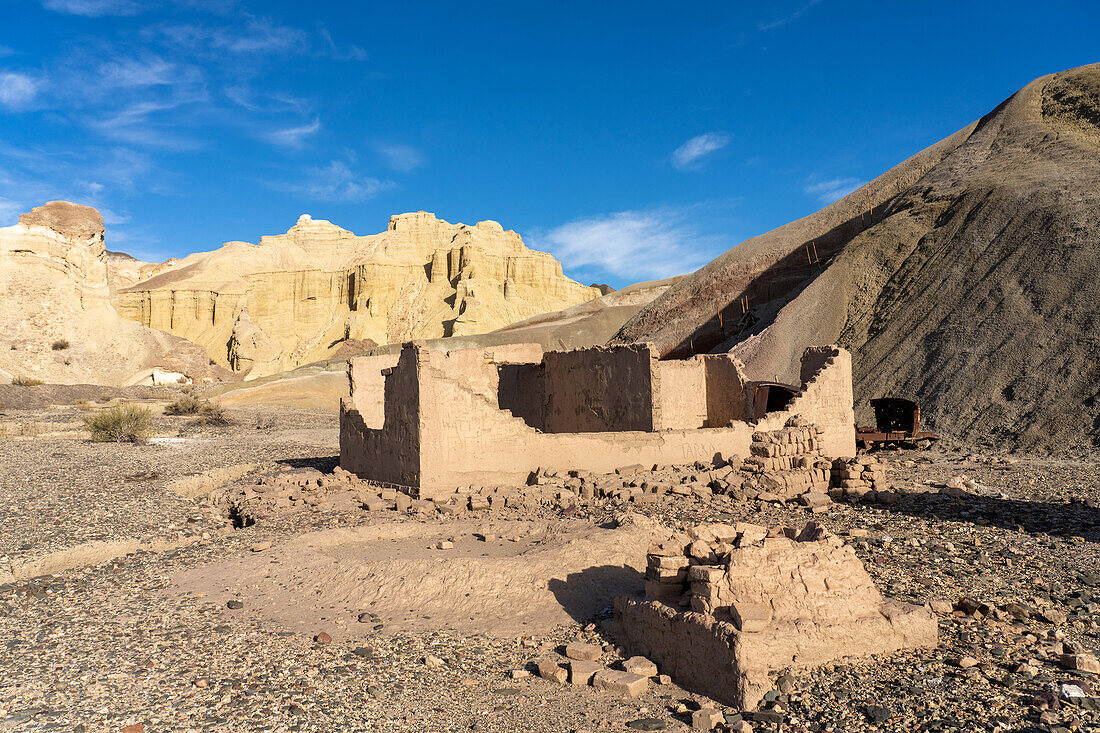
[0,0,1097,288]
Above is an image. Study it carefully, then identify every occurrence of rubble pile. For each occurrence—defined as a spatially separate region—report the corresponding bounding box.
[829,455,897,504]
[742,417,832,501]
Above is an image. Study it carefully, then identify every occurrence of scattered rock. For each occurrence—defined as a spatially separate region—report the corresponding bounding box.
[565,642,602,661]
[622,656,658,677]
[691,707,724,730]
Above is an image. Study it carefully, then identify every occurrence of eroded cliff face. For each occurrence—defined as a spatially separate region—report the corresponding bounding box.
[0,202,225,386]
[118,212,601,378]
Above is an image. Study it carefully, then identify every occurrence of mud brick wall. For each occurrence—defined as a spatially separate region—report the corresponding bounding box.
[541,345,656,433]
[340,345,423,487]
[758,346,856,459]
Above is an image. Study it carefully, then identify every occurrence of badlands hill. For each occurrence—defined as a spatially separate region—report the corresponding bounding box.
[0,202,225,386]
[614,63,1100,454]
[117,212,602,377]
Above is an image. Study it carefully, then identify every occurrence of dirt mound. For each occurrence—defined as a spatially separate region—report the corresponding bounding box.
[170,515,670,638]
[613,64,1100,454]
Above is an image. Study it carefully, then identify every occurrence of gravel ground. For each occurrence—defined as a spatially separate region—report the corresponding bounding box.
[1,405,1099,732]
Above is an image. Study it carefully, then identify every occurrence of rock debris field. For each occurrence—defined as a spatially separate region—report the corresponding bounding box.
[2,403,1100,732]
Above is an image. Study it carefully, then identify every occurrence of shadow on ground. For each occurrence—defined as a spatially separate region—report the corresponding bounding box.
[871,490,1100,543]
[548,564,644,624]
[278,455,340,472]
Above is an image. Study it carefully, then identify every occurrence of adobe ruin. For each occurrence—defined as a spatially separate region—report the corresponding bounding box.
[339,341,856,498]
[613,522,938,710]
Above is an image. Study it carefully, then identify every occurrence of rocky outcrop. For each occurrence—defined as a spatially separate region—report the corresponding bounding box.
[118,212,601,377]
[0,202,230,386]
[227,309,282,373]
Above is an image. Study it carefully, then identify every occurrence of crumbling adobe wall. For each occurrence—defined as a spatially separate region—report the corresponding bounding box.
[614,522,936,710]
[702,355,748,427]
[346,352,400,427]
[340,342,857,496]
[340,346,422,486]
[416,354,756,495]
[429,342,543,403]
[758,346,856,458]
[653,359,708,430]
[540,345,656,433]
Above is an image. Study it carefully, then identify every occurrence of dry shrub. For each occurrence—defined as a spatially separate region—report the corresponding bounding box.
[194,403,231,426]
[165,395,231,426]
[83,404,153,443]
[51,339,70,351]
[254,413,276,430]
[164,395,208,415]
[12,376,44,386]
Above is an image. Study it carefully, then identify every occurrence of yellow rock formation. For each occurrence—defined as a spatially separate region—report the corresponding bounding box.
[118,212,601,377]
[0,202,222,386]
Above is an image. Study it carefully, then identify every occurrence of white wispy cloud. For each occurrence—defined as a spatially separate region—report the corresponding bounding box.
[0,72,39,110]
[153,16,308,55]
[294,161,394,203]
[373,142,424,172]
[97,56,200,88]
[87,96,206,148]
[40,0,146,16]
[224,85,304,113]
[671,133,730,171]
[804,177,865,204]
[320,27,367,62]
[536,207,715,281]
[758,0,824,31]
[265,118,320,147]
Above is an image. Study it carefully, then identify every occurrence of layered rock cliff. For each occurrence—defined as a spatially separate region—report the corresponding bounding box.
[118,212,601,377]
[0,202,227,386]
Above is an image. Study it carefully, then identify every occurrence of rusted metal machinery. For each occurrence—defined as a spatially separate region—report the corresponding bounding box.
[856,397,939,449]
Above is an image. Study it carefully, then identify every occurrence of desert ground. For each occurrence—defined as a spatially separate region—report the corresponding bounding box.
[1,393,1098,733]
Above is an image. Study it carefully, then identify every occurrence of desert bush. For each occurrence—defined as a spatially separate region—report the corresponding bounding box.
[164,395,207,415]
[83,404,153,443]
[254,413,276,430]
[165,395,231,425]
[12,376,44,386]
[51,339,70,351]
[194,403,231,426]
